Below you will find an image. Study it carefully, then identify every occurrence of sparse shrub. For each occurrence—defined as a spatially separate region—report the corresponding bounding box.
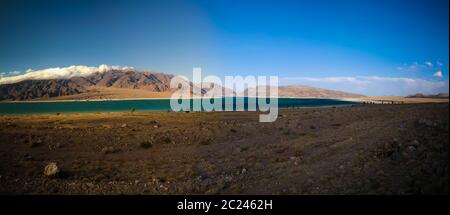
[294,149,303,158]
[29,138,43,148]
[161,136,172,144]
[282,129,291,135]
[239,146,249,152]
[199,137,212,145]
[140,140,153,149]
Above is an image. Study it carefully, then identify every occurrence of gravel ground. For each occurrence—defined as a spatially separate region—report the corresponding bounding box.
[0,103,448,194]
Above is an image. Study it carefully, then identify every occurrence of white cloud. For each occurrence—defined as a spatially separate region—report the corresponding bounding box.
[280,76,368,86]
[397,61,438,72]
[433,70,443,78]
[0,64,134,85]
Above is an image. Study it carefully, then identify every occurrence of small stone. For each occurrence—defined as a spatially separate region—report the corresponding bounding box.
[56,142,62,148]
[29,138,43,148]
[101,146,115,154]
[410,140,419,147]
[121,123,127,128]
[49,187,59,193]
[241,168,247,174]
[44,162,60,177]
[23,153,32,161]
[406,145,416,152]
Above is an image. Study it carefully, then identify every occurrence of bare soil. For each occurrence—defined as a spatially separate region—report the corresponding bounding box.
[0,103,448,194]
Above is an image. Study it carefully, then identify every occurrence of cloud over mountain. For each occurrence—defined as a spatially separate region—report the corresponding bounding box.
[0,64,134,85]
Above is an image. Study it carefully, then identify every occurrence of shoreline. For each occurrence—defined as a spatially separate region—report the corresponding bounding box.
[1,95,448,103]
[0,96,357,103]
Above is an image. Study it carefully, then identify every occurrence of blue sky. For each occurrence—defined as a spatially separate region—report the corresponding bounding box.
[0,0,448,95]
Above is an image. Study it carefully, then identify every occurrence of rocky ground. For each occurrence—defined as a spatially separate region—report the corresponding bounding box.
[0,103,448,194]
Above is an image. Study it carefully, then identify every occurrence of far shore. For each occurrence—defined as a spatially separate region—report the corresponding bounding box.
[342,96,449,104]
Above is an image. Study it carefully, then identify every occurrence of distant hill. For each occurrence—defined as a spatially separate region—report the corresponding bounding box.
[406,93,449,99]
[244,85,364,98]
[0,70,174,100]
[1,68,364,100]
[0,69,235,101]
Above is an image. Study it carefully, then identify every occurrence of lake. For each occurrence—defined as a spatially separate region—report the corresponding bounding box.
[0,98,360,114]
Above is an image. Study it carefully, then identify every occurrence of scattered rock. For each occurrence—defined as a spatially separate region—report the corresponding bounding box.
[101,146,115,154]
[241,168,247,174]
[44,162,60,178]
[410,140,420,147]
[23,153,32,161]
[121,123,127,128]
[417,118,436,127]
[406,145,416,153]
[49,187,59,193]
[93,174,106,182]
[55,142,63,149]
[29,138,43,148]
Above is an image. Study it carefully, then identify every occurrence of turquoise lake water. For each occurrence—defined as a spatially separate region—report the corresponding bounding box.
[0,98,360,114]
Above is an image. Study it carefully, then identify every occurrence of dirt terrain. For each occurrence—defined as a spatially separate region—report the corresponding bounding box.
[0,103,448,194]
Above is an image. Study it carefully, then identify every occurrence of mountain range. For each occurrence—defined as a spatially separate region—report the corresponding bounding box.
[0,68,364,101]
